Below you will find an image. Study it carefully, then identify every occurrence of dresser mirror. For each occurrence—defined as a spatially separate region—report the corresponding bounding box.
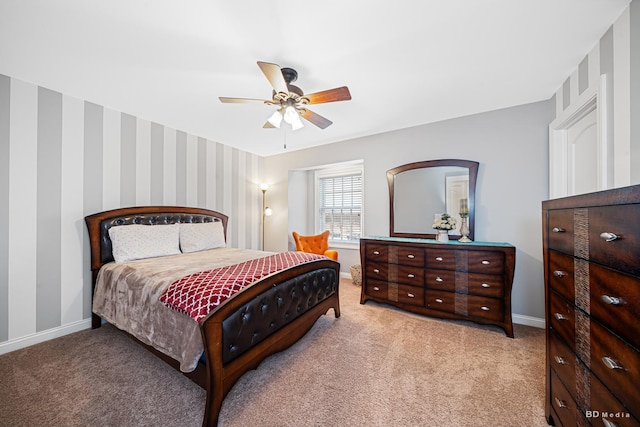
[388,159,479,240]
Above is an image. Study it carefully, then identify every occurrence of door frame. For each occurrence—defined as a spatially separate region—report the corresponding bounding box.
[548,74,610,199]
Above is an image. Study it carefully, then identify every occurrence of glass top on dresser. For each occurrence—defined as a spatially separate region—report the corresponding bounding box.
[362,236,514,248]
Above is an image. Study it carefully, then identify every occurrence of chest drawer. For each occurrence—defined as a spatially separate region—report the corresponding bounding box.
[549,291,575,351]
[589,263,640,350]
[547,208,575,255]
[589,371,640,427]
[364,243,424,267]
[549,331,577,396]
[588,204,640,275]
[548,250,575,302]
[426,249,505,274]
[550,370,579,427]
[590,320,640,420]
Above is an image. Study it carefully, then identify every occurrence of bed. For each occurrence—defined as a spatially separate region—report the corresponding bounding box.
[85,206,341,427]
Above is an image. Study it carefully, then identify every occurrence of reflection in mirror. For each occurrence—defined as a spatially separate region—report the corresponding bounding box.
[388,160,479,241]
[394,167,469,235]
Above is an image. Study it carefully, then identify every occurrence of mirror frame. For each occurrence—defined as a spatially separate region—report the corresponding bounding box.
[388,159,479,241]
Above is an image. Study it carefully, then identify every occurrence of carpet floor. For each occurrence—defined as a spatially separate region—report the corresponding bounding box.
[0,278,548,426]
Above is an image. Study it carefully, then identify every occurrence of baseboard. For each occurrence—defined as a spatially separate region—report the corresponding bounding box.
[340,271,352,279]
[512,313,545,329]
[0,318,92,355]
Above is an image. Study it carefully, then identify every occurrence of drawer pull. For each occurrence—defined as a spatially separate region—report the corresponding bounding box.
[602,356,625,371]
[553,313,568,321]
[554,355,567,365]
[435,277,444,282]
[435,257,444,262]
[481,283,490,288]
[373,250,380,255]
[373,286,380,291]
[373,269,380,274]
[481,260,490,265]
[553,270,568,278]
[601,295,624,305]
[552,227,566,233]
[554,397,568,409]
[435,298,443,303]
[480,306,490,311]
[599,232,619,242]
[407,254,415,259]
[407,273,415,278]
[407,293,415,298]
[602,419,618,427]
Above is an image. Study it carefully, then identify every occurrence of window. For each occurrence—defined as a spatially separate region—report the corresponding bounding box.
[316,164,363,243]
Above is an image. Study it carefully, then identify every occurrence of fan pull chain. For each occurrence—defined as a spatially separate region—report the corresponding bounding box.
[283,127,287,150]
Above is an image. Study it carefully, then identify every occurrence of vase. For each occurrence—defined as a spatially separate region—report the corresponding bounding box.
[437,230,449,242]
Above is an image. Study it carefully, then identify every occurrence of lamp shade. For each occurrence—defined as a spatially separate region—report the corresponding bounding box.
[267,110,283,128]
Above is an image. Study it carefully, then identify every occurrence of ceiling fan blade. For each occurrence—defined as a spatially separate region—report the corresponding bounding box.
[257,61,288,94]
[219,97,271,104]
[300,108,333,129]
[303,86,351,104]
[263,121,276,128]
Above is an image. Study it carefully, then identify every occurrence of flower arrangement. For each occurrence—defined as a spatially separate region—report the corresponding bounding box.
[432,213,457,231]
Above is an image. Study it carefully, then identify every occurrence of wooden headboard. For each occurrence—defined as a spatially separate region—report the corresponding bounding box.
[85,206,229,275]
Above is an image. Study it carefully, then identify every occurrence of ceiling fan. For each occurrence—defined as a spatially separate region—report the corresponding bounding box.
[219,61,351,130]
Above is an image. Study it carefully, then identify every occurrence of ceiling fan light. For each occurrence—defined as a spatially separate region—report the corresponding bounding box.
[290,114,304,131]
[283,105,299,124]
[267,110,282,128]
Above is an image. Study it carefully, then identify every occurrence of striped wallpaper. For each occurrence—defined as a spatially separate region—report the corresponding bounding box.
[550,1,640,186]
[0,74,263,350]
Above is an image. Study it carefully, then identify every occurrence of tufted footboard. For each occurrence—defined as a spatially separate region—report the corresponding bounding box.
[199,260,340,427]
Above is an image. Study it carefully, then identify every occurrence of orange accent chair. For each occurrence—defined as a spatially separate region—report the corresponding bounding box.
[292,230,338,261]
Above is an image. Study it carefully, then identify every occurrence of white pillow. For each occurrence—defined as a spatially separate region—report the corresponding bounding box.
[179,221,226,253]
[108,224,181,262]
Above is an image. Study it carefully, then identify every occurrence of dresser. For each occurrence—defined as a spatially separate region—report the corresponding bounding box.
[542,185,640,427]
[359,236,516,337]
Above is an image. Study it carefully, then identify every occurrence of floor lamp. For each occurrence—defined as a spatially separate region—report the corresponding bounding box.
[260,184,272,250]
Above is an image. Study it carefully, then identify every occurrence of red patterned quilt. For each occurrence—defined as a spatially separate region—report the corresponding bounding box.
[160,251,326,322]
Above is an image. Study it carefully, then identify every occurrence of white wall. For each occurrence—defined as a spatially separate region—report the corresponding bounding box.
[264,101,552,323]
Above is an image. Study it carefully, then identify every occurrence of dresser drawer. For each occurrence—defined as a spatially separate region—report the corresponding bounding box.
[590,320,640,420]
[549,291,576,351]
[547,208,575,255]
[365,262,425,286]
[425,249,505,274]
[363,279,388,300]
[590,263,640,350]
[550,369,579,427]
[466,251,505,274]
[397,284,424,307]
[548,250,575,302]
[466,294,503,322]
[426,249,457,270]
[549,331,577,397]
[426,269,455,292]
[365,243,425,267]
[425,291,503,322]
[425,290,455,313]
[588,204,640,276]
[426,270,505,298]
[467,273,504,298]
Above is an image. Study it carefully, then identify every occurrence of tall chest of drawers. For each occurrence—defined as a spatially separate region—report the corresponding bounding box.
[359,236,516,337]
[542,185,640,427]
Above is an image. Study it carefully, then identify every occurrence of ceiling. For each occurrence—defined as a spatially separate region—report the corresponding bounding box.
[0,1,631,157]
